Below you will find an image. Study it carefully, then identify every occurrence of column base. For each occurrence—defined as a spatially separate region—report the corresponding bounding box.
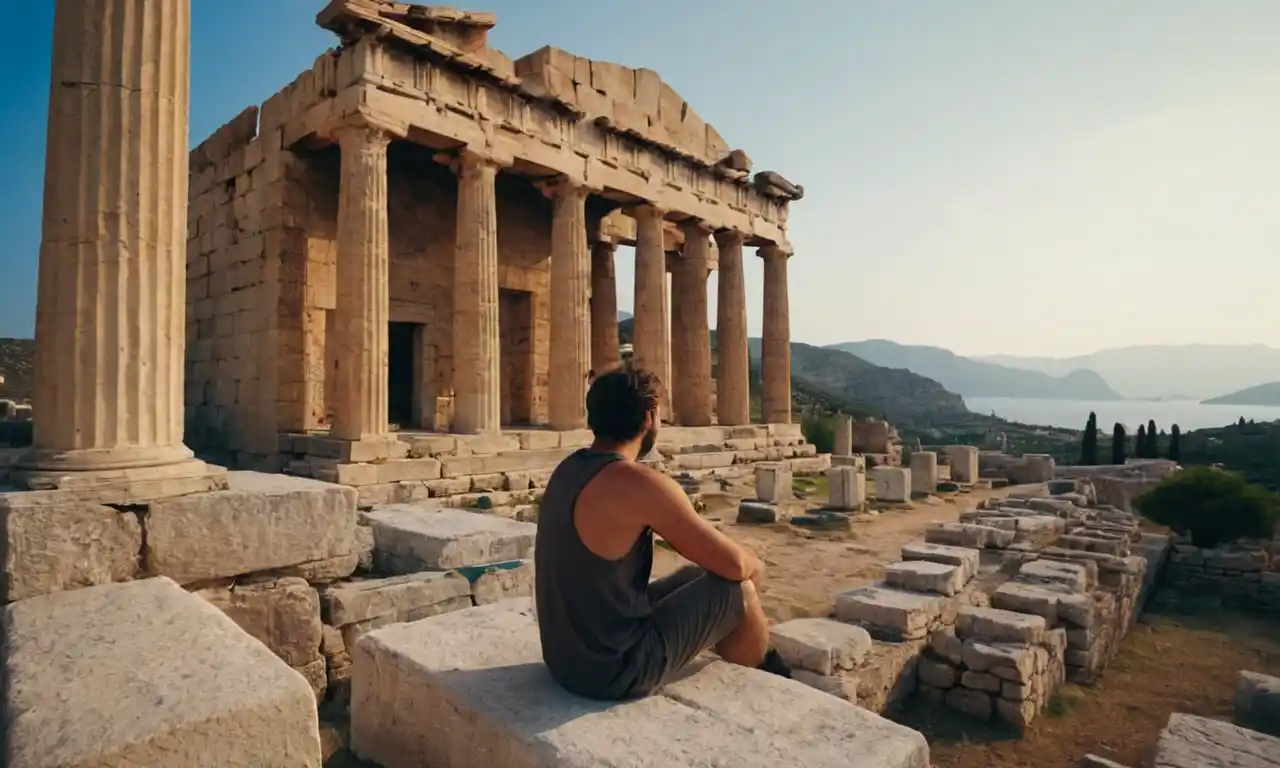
[14,445,230,504]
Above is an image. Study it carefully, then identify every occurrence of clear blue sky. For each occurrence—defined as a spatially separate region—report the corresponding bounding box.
[3,1,1278,357]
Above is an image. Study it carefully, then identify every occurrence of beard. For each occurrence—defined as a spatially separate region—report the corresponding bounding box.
[638,425,658,458]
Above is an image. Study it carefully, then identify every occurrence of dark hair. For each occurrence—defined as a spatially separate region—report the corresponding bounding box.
[586,368,663,442]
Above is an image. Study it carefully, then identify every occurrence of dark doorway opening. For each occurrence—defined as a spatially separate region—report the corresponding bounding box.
[388,321,418,428]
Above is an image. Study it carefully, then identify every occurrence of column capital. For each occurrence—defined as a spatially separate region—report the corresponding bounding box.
[758,242,794,260]
[679,217,715,236]
[335,121,392,152]
[714,229,747,248]
[632,203,668,223]
[435,147,508,176]
[537,176,591,203]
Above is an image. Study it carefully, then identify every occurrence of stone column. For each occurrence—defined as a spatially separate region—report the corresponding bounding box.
[331,124,391,443]
[20,0,223,500]
[760,245,792,424]
[671,221,713,426]
[548,183,591,430]
[834,414,854,456]
[590,240,621,375]
[714,230,750,426]
[632,205,670,417]
[451,150,502,434]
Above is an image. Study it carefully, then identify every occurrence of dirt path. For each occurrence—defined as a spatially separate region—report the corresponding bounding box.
[653,486,1007,621]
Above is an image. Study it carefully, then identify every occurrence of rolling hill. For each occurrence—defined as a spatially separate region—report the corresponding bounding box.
[830,339,1121,401]
[1202,382,1280,407]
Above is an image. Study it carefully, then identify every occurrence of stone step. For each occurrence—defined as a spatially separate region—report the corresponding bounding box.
[3,577,321,767]
[321,571,474,647]
[925,522,1015,549]
[769,618,873,677]
[900,541,981,582]
[954,605,1048,644]
[1151,713,1280,768]
[363,505,536,573]
[349,599,930,768]
[884,561,966,596]
[991,580,1094,627]
[834,582,957,641]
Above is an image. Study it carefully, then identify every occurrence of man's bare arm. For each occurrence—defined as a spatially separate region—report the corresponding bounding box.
[609,462,757,582]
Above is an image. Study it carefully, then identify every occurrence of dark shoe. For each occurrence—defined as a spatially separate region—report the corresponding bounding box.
[758,648,792,679]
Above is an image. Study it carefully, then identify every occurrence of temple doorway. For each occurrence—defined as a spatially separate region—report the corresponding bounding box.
[499,289,535,425]
[387,321,419,429]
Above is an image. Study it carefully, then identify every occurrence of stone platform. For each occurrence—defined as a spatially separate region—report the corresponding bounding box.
[350,599,930,768]
[3,577,321,767]
[1151,713,1280,768]
[278,423,826,508]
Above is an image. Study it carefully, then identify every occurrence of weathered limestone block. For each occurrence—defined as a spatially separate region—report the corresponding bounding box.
[737,500,778,524]
[909,452,938,495]
[470,560,536,605]
[1151,713,1280,768]
[146,472,357,584]
[900,541,981,582]
[365,505,537,572]
[0,495,141,602]
[918,656,957,688]
[955,606,1047,644]
[323,571,473,628]
[196,576,322,671]
[885,561,966,596]
[1019,559,1092,592]
[770,618,873,676]
[945,445,979,484]
[755,463,792,503]
[791,668,860,702]
[945,686,992,719]
[929,627,965,664]
[993,581,1094,627]
[834,583,956,640]
[961,641,1034,681]
[1235,670,1280,737]
[3,578,321,767]
[828,465,866,510]
[871,466,911,503]
[351,599,931,768]
[925,522,1015,549]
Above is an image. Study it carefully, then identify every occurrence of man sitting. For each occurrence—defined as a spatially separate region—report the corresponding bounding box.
[535,368,790,700]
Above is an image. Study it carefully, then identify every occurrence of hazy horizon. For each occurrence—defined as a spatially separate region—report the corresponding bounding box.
[2,1,1278,358]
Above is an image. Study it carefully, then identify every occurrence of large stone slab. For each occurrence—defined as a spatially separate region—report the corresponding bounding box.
[900,540,981,582]
[365,505,536,572]
[770,617,873,676]
[323,571,473,627]
[1151,713,1280,768]
[3,577,321,767]
[0,494,141,601]
[351,599,928,768]
[925,522,1015,549]
[834,583,956,640]
[1235,671,1280,737]
[885,560,966,596]
[146,472,357,584]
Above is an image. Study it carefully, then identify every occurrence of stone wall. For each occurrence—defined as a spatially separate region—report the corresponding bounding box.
[1162,542,1280,613]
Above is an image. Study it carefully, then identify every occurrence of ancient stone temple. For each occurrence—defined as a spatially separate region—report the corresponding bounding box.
[183,1,806,492]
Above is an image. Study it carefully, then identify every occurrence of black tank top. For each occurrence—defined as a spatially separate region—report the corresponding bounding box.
[536,449,655,699]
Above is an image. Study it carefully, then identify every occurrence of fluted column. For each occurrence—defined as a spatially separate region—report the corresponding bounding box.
[672,221,713,426]
[590,240,621,376]
[22,0,221,498]
[548,183,591,430]
[715,230,750,426]
[452,150,502,434]
[632,205,670,418]
[331,124,391,441]
[760,245,792,424]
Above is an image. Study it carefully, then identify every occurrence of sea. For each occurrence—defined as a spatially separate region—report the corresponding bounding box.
[963,397,1280,432]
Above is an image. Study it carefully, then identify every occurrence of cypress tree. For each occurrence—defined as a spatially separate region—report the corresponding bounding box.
[1168,424,1181,461]
[1136,425,1147,459]
[1146,419,1159,457]
[1111,423,1127,465]
[1080,412,1099,465]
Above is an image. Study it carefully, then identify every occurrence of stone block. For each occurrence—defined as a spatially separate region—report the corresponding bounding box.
[1019,559,1091,592]
[365,505,536,572]
[1151,713,1280,768]
[955,606,1046,644]
[322,571,473,627]
[1235,670,1280,737]
[929,627,964,664]
[791,669,859,702]
[831,454,866,470]
[146,472,357,584]
[945,686,992,719]
[961,670,1002,693]
[469,560,536,605]
[834,582,955,640]
[0,495,142,602]
[350,599,931,768]
[770,617,873,676]
[918,656,957,688]
[737,500,778,524]
[909,452,938,494]
[995,696,1039,728]
[900,541,981,582]
[828,465,866,510]
[993,581,1095,627]
[962,641,1034,681]
[3,577,321,767]
[945,446,979,484]
[871,466,911,503]
[755,463,792,503]
[925,522,1015,549]
[885,561,966,596]
[196,576,321,668]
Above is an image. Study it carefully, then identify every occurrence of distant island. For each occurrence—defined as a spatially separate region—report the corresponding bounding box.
[829,339,1123,401]
[1202,382,1280,407]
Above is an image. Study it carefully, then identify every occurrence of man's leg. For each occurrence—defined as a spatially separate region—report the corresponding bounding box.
[648,568,769,679]
[646,563,705,603]
[711,577,770,668]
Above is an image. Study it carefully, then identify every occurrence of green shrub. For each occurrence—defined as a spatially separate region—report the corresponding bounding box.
[802,416,835,455]
[1134,466,1280,548]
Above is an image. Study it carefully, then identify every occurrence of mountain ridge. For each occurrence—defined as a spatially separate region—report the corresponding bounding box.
[829,339,1122,401]
[1202,382,1280,407]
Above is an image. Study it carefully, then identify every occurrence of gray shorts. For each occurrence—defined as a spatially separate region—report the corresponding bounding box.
[627,564,745,697]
